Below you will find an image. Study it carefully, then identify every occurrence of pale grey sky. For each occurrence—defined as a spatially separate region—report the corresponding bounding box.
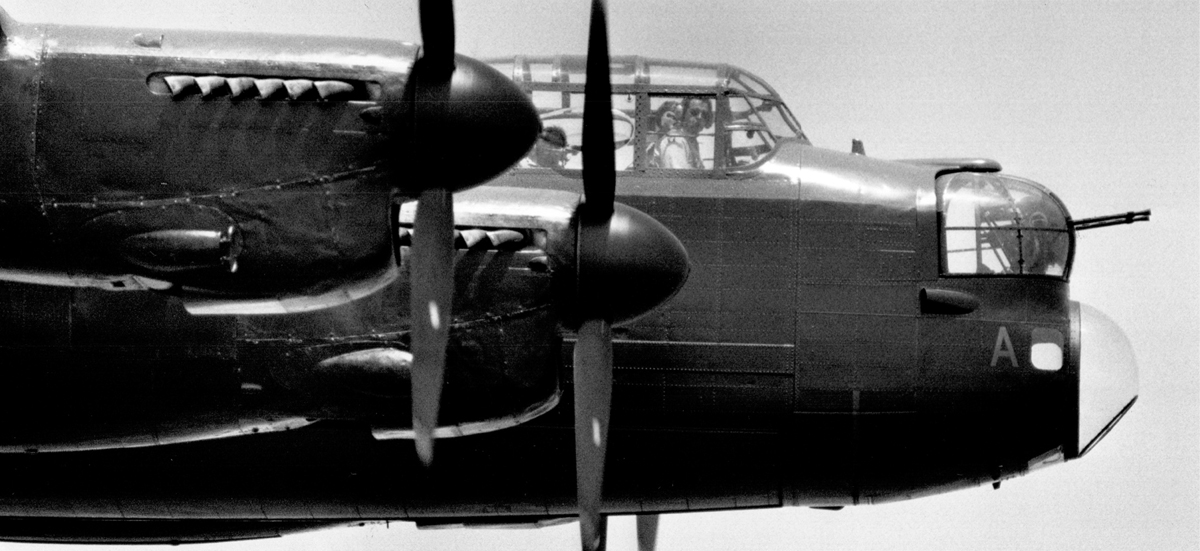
[0,1,1196,550]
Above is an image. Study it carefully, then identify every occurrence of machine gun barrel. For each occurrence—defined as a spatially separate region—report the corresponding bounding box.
[1071,210,1151,231]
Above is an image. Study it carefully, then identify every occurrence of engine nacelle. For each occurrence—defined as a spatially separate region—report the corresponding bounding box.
[262,305,562,439]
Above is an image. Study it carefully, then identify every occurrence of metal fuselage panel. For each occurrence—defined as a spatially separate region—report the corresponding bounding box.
[0,143,1075,523]
[2,21,415,197]
[490,140,1074,505]
[0,22,412,290]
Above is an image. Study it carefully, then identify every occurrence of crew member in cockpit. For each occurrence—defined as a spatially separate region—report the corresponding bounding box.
[648,97,713,169]
[1015,196,1069,276]
[523,125,570,168]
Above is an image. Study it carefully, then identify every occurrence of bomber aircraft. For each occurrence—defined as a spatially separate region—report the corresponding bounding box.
[0,1,1156,550]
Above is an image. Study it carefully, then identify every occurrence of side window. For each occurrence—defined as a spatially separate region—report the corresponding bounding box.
[940,173,1071,277]
[726,96,778,167]
[522,91,636,170]
[646,95,715,170]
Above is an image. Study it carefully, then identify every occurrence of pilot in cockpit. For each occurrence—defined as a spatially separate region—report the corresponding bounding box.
[523,125,570,169]
[648,97,713,169]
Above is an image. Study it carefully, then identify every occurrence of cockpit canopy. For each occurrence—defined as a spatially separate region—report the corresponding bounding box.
[938,172,1074,278]
[487,55,808,171]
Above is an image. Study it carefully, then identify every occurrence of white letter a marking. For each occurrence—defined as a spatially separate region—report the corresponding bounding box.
[991,326,1019,367]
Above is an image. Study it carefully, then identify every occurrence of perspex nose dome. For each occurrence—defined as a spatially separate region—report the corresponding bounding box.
[1077,302,1138,456]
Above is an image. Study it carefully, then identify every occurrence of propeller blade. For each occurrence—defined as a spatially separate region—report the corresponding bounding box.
[573,2,617,550]
[636,514,660,551]
[574,0,616,323]
[581,0,615,218]
[403,0,458,467]
[409,187,455,466]
[573,318,613,551]
[417,0,455,73]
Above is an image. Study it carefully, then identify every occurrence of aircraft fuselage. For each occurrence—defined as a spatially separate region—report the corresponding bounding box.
[0,17,1136,546]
